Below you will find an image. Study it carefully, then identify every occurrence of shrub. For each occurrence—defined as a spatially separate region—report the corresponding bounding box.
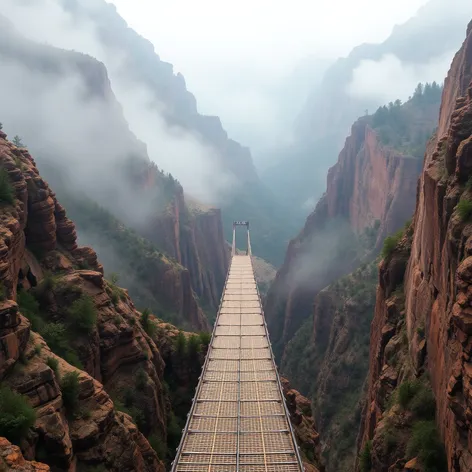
[77,260,90,270]
[167,411,182,450]
[68,295,97,334]
[110,273,119,285]
[457,199,472,222]
[47,356,59,375]
[187,335,202,355]
[381,229,404,259]
[410,386,436,419]
[398,380,421,408]
[175,331,187,355]
[359,440,372,472]
[381,422,400,455]
[19,351,28,365]
[141,308,155,336]
[37,272,58,295]
[61,371,80,414]
[17,290,44,332]
[0,386,36,443]
[41,322,68,353]
[114,399,145,430]
[198,331,211,347]
[406,421,447,471]
[0,168,14,204]
[34,344,42,355]
[12,136,23,147]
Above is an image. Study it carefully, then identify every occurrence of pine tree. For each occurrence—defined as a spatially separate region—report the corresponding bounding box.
[12,136,23,147]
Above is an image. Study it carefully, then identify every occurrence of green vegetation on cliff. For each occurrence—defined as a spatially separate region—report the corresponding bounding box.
[282,260,378,471]
[0,386,36,444]
[372,82,442,156]
[0,167,14,204]
[58,196,197,328]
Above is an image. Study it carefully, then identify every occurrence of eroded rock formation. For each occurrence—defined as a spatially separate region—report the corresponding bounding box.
[0,133,205,470]
[281,378,324,472]
[358,21,472,471]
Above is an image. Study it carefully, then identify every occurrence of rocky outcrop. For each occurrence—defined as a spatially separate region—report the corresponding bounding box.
[0,134,206,470]
[0,437,49,471]
[358,21,472,471]
[281,378,323,472]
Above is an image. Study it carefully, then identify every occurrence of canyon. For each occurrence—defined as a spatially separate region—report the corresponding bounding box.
[2,1,472,471]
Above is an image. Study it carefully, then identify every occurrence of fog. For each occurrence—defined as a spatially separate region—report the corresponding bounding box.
[286,218,356,291]
[0,0,236,206]
[348,52,453,103]
[109,0,431,155]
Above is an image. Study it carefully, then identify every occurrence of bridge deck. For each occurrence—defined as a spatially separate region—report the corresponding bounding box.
[172,255,304,472]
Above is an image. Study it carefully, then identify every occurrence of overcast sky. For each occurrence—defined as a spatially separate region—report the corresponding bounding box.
[109,0,430,71]
[108,0,430,141]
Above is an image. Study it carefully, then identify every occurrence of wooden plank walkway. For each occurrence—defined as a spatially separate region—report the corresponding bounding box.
[171,252,304,472]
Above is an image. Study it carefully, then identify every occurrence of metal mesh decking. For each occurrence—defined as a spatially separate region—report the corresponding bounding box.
[171,255,304,472]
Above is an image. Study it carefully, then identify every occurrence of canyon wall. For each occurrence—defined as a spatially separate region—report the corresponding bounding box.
[0,133,167,470]
[265,78,441,471]
[265,102,431,357]
[358,21,472,471]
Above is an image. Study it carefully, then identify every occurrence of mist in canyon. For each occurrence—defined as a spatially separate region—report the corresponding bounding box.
[3,1,472,471]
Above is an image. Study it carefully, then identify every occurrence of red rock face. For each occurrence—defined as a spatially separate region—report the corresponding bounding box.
[265,117,422,356]
[0,437,49,471]
[326,122,422,247]
[0,134,176,470]
[359,21,472,472]
[141,187,228,322]
[281,378,323,472]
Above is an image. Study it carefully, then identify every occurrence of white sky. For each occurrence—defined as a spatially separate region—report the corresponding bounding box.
[109,0,429,75]
[108,0,431,150]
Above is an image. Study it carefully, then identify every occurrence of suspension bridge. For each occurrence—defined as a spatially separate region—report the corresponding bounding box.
[171,221,305,472]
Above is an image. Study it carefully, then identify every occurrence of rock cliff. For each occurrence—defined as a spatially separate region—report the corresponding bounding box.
[0,133,207,470]
[358,21,472,472]
[265,90,438,358]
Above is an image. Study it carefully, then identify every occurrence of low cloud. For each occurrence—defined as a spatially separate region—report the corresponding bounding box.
[347,52,454,104]
[0,0,236,206]
[287,217,355,291]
